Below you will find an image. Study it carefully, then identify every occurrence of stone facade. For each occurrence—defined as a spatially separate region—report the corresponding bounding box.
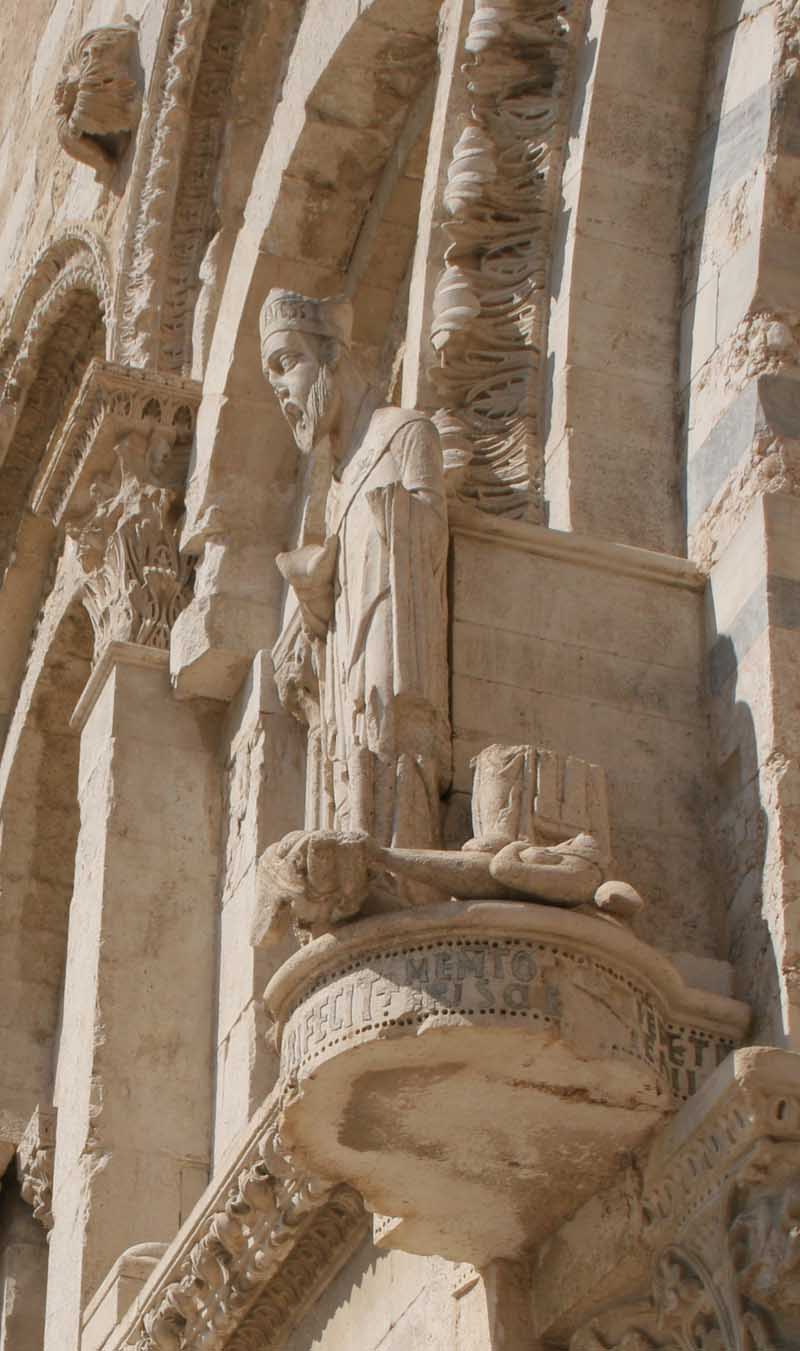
[0,3,799,1350]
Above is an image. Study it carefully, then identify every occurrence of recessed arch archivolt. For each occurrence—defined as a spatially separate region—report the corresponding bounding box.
[0,227,111,480]
[0,228,110,750]
[0,562,93,1158]
[0,226,111,381]
[172,0,441,699]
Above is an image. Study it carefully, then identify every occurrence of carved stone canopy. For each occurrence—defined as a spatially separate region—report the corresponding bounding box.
[54,22,142,182]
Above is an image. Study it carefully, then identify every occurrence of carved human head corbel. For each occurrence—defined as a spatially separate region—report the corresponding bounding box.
[54,20,141,183]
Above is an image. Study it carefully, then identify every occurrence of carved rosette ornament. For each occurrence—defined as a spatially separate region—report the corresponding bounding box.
[430,0,578,518]
[54,22,141,182]
[17,1107,57,1234]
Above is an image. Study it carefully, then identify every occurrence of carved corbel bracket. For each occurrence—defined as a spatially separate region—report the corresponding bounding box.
[570,1047,800,1351]
[17,1106,57,1234]
[54,21,141,183]
[30,359,200,661]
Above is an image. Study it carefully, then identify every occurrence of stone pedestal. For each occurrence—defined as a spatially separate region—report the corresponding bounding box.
[42,643,221,1351]
[265,901,750,1268]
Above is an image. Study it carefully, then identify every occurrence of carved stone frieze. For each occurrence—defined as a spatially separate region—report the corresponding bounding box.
[158,0,250,375]
[430,0,578,519]
[54,22,141,181]
[115,0,216,368]
[16,1106,57,1234]
[134,1109,365,1351]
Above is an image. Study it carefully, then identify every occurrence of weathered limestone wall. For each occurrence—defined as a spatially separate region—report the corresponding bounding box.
[679,0,800,1044]
[682,0,800,565]
[448,512,722,958]
[213,655,304,1161]
[0,1,798,1349]
[284,1245,531,1351]
[546,0,711,553]
[45,650,221,1350]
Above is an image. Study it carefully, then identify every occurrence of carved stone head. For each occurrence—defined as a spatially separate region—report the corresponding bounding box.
[54,22,141,181]
[260,291,352,452]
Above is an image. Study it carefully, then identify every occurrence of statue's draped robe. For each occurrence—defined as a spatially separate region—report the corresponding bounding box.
[317,407,450,848]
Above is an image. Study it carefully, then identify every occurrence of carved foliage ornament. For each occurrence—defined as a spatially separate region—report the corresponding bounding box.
[136,1114,364,1351]
[55,21,141,181]
[68,430,193,660]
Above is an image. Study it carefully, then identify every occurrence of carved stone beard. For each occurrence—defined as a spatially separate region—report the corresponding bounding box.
[293,363,339,455]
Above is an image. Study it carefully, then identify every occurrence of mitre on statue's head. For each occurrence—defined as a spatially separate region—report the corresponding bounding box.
[259,290,353,350]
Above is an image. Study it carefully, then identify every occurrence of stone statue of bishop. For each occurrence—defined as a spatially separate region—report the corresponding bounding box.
[260,290,451,850]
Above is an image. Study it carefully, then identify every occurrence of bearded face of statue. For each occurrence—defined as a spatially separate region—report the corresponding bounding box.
[262,329,340,454]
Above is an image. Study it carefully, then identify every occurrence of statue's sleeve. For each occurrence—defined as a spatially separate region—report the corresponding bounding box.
[391,416,447,514]
[383,420,449,725]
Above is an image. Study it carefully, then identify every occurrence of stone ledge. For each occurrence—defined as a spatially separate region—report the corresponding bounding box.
[70,641,169,732]
[448,501,706,591]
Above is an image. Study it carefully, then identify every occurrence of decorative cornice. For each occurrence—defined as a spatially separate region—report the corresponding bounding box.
[572,1049,800,1351]
[31,358,200,526]
[17,1106,56,1233]
[430,0,579,519]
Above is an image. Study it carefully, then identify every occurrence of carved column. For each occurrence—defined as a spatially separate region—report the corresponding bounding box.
[28,363,223,1351]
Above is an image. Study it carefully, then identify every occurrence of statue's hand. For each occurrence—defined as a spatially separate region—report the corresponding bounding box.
[276,537,337,593]
[276,538,337,637]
